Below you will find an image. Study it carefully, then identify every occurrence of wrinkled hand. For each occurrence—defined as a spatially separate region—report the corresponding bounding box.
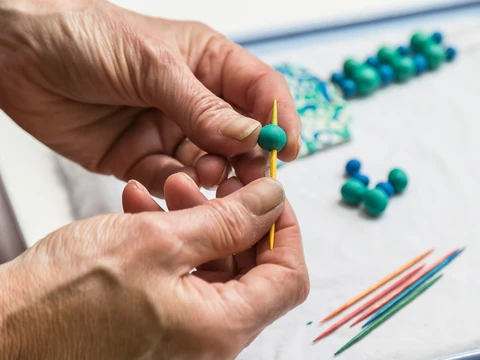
[0,176,309,359]
[0,0,301,196]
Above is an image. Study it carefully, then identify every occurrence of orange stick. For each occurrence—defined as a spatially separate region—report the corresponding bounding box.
[312,264,424,343]
[320,248,434,323]
[350,248,458,327]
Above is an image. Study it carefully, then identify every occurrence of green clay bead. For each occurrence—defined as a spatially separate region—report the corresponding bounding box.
[410,31,433,53]
[343,58,363,78]
[392,57,416,83]
[258,124,287,152]
[377,46,399,66]
[352,66,381,95]
[388,168,408,193]
[423,43,446,70]
[363,188,389,216]
[341,179,367,205]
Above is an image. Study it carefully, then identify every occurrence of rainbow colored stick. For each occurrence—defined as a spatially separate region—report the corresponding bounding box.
[320,248,433,323]
[350,248,458,327]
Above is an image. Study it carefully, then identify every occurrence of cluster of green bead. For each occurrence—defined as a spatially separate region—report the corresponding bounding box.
[330,31,457,99]
[341,160,408,216]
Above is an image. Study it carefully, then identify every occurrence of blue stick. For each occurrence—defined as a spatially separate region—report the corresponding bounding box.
[362,248,465,328]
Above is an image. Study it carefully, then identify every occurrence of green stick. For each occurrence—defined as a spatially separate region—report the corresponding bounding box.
[334,274,443,356]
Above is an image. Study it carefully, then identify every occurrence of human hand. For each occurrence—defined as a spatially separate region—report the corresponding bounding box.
[0,176,309,359]
[0,0,301,197]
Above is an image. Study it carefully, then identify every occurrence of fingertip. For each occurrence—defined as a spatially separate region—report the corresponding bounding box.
[216,176,244,198]
[196,154,229,188]
[122,180,163,213]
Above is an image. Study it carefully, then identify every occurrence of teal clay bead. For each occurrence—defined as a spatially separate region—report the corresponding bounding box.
[352,66,381,95]
[388,168,408,193]
[410,31,433,53]
[423,43,446,70]
[341,179,367,205]
[363,188,389,216]
[258,124,287,152]
[343,58,363,78]
[392,56,416,83]
[377,46,399,66]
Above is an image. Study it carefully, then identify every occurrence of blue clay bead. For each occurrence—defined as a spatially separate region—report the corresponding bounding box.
[352,172,369,186]
[397,45,410,56]
[346,159,361,176]
[446,47,457,62]
[331,72,345,84]
[258,124,287,152]
[376,182,395,197]
[432,31,443,44]
[339,78,357,98]
[378,64,395,85]
[412,54,428,75]
[366,56,380,68]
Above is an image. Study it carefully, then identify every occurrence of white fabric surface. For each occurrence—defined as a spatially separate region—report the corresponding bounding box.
[2,5,480,360]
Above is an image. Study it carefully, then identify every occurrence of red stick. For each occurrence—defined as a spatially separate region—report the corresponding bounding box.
[312,264,424,343]
[350,248,458,327]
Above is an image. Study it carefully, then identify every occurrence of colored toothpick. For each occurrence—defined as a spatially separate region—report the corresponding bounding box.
[312,264,424,343]
[334,274,443,356]
[362,248,464,328]
[269,100,278,250]
[320,248,434,323]
[350,248,458,327]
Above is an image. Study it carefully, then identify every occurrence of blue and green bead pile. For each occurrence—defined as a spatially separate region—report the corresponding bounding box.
[341,159,409,216]
[330,30,457,99]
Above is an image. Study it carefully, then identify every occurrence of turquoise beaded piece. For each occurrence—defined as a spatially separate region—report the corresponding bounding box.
[363,188,389,216]
[378,46,399,66]
[341,179,367,205]
[392,56,416,82]
[258,124,287,152]
[423,43,446,70]
[352,65,381,96]
[343,58,363,78]
[388,168,408,193]
[410,31,433,53]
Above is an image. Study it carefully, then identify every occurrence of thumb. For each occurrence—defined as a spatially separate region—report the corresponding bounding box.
[140,47,261,157]
[166,178,285,268]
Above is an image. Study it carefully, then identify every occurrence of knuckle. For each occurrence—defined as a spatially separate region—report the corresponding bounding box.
[188,92,232,130]
[203,199,250,252]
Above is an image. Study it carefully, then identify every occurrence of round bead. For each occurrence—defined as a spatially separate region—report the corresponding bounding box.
[412,54,428,75]
[424,43,446,70]
[258,124,287,152]
[378,46,399,66]
[397,45,410,56]
[345,159,361,176]
[366,56,380,68]
[352,66,381,95]
[352,172,369,186]
[410,31,433,53]
[339,78,357,99]
[375,182,395,197]
[432,31,443,44]
[388,168,408,193]
[446,47,457,62]
[378,64,395,85]
[392,57,416,82]
[341,179,367,205]
[363,189,389,216]
[343,58,363,78]
[331,72,345,84]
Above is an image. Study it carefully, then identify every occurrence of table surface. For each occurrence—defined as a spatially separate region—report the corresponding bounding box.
[1,2,480,359]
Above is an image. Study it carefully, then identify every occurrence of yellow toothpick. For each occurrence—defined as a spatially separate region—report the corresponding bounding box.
[269,99,278,250]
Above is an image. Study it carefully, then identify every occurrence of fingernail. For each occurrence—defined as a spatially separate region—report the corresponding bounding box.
[128,179,150,196]
[295,135,303,159]
[218,117,261,141]
[241,178,285,216]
